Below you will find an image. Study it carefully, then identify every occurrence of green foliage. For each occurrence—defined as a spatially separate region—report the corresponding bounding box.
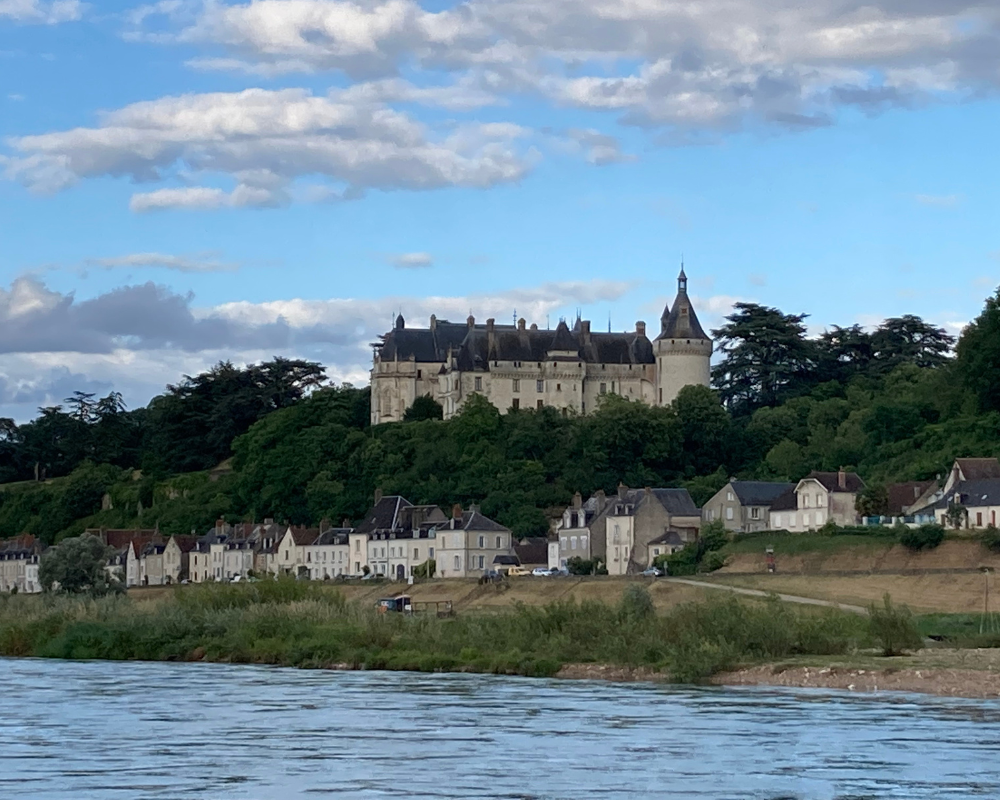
[413,559,436,579]
[38,534,121,595]
[566,556,602,575]
[899,524,945,551]
[956,289,1000,414]
[981,526,1000,552]
[404,395,444,422]
[661,520,729,575]
[618,584,654,622]
[855,484,890,518]
[867,593,924,656]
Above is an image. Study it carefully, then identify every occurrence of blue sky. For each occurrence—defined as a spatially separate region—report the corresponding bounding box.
[1,0,999,420]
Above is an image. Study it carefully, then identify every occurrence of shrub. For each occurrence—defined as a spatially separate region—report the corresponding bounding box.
[981,526,1000,552]
[867,593,923,656]
[699,551,726,573]
[899,524,945,551]
[619,585,654,623]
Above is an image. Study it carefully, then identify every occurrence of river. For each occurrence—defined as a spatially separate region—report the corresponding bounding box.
[4,659,1000,799]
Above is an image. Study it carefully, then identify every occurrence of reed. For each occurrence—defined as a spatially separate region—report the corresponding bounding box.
[0,582,868,682]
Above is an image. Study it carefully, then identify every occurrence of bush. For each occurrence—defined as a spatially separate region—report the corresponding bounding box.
[867,593,923,656]
[899,524,945,551]
[699,551,726,573]
[618,585,654,623]
[981,526,1000,552]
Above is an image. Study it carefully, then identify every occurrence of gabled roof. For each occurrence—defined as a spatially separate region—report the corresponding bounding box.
[887,481,937,515]
[799,471,865,493]
[929,479,1000,510]
[769,489,798,512]
[956,458,1000,481]
[448,509,510,532]
[649,531,686,546]
[730,481,796,507]
[355,496,415,534]
[286,527,319,546]
[493,554,520,566]
[548,320,579,354]
[169,534,198,553]
[607,488,699,517]
[513,539,548,565]
[312,529,352,546]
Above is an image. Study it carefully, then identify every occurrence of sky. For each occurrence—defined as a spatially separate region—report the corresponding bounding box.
[1,0,999,421]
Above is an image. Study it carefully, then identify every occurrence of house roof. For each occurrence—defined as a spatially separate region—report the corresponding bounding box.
[312,529,352,546]
[769,489,798,512]
[493,554,520,566]
[656,273,709,341]
[608,488,700,517]
[448,509,510,532]
[355,496,414,534]
[886,481,937,515]
[729,481,796,507]
[929,479,1000,510]
[800,471,865,493]
[514,539,548,565]
[170,534,199,553]
[287,527,319,546]
[92,528,159,549]
[956,458,1000,480]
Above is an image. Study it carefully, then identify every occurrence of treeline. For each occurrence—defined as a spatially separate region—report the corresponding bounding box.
[4,287,1000,544]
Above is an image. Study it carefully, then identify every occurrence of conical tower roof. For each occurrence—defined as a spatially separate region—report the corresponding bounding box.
[657,266,709,341]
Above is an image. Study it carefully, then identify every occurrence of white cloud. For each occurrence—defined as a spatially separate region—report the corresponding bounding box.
[7,93,24,101]
[3,87,533,210]
[88,252,240,273]
[915,193,961,207]
[130,0,1000,133]
[390,252,433,268]
[0,0,84,24]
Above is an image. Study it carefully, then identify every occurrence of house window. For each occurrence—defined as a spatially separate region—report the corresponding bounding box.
[803,495,811,508]
[726,492,733,502]
[429,547,435,559]
[454,555,461,571]
[600,383,607,395]
[803,512,811,527]
[774,514,782,528]
[726,507,734,520]
[816,494,823,507]
[414,548,419,560]
[978,512,984,527]
[495,535,502,548]
[478,555,485,569]
[512,398,520,410]
[478,535,485,548]
[536,380,544,392]
[751,508,760,520]
[571,536,578,550]
[474,377,482,391]
[537,400,544,409]
[513,379,520,392]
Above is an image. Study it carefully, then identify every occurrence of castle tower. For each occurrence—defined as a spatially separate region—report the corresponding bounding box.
[654,265,713,405]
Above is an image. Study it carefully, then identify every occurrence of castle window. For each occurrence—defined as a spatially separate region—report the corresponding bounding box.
[474,377,482,391]
[537,400,544,410]
[536,380,544,392]
[417,369,422,379]
[600,383,607,395]
[513,379,520,392]
[512,398,520,410]
[659,388,663,403]
[556,383,561,391]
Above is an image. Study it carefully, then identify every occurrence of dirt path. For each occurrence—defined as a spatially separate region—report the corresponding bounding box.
[664,577,868,614]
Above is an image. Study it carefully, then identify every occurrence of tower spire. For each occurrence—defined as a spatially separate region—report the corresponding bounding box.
[678,259,687,293]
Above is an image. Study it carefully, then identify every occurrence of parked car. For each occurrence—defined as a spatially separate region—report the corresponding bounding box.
[507,566,531,577]
[531,567,553,576]
[641,567,664,577]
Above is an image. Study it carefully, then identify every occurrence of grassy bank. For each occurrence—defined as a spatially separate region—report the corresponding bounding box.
[0,581,870,683]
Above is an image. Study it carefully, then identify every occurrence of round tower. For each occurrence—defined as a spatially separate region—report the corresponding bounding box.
[654,265,713,405]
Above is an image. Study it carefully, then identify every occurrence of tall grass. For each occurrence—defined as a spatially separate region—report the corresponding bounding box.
[0,582,868,683]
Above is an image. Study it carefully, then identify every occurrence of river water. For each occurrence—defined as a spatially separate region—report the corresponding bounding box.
[4,659,1000,799]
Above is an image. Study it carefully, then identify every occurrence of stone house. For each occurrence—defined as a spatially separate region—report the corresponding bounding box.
[303,528,352,580]
[552,491,607,567]
[352,494,448,578]
[0,535,41,594]
[914,459,1000,529]
[276,527,320,576]
[434,505,514,578]
[768,470,865,531]
[702,480,795,533]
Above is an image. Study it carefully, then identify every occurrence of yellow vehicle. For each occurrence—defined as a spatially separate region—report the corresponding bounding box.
[506,566,531,577]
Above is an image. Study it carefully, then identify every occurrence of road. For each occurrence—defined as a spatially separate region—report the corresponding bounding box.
[664,577,868,615]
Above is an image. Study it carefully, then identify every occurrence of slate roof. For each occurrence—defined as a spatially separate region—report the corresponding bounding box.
[514,539,548,566]
[355,496,414,534]
[649,531,686,546]
[312,529,352,546]
[656,272,709,341]
[493,554,520,566]
[730,481,796,507]
[800,471,865,493]
[447,509,510,532]
[929,479,1000,510]
[769,490,798,512]
[171,534,198,553]
[91,529,159,549]
[608,488,700,517]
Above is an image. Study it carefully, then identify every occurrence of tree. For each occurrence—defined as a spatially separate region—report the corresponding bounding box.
[957,289,1000,413]
[404,395,444,422]
[38,534,121,595]
[815,325,874,383]
[871,315,954,373]
[855,484,889,518]
[867,593,923,656]
[711,303,816,413]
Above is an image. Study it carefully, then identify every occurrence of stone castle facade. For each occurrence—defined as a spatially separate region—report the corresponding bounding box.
[370,269,712,424]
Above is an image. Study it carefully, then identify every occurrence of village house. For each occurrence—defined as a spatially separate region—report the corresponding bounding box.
[702,480,795,533]
[370,269,712,422]
[275,526,320,576]
[352,494,448,578]
[914,458,1000,529]
[90,529,160,587]
[0,535,41,594]
[550,485,700,573]
[303,528,352,580]
[769,470,865,531]
[433,505,514,578]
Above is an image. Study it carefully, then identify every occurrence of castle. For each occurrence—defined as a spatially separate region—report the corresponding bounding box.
[370,268,712,424]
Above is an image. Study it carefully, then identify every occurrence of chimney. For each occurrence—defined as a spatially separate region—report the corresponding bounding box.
[430,314,437,332]
[530,323,538,331]
[320,517,330,534]
[580,320,591,344]
[594,489,607,511]
[452,503,463,520]
[617,482,628,500]
[572,491,582,509]
[486,318,495,351]
[264,517,274,526]
[374,487,383,504]
[467,314,475,328]
[215,518,224,535]
[342,518,351,529]
[518,318,526,332]
[838,469,847,490]
[636,321,646,337]
[644,486,652,498]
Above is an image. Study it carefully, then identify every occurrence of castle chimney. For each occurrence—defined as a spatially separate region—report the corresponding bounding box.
[486,318,496,352]
[530,323,538,331]
[580,320,591,344]
[838,469,847,490]
[518,318,526,332]
[430,314,437,332]
[636,321,646,337]
[467,315,475,328]
[215,518,224,535]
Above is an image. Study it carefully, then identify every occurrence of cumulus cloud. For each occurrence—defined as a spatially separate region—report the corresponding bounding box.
[88,252,240,273]
[132,0,1000,132]
[564,128,635,165]
[3,87,533,210]
[389,252,433,268]
[0,0,84,24]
